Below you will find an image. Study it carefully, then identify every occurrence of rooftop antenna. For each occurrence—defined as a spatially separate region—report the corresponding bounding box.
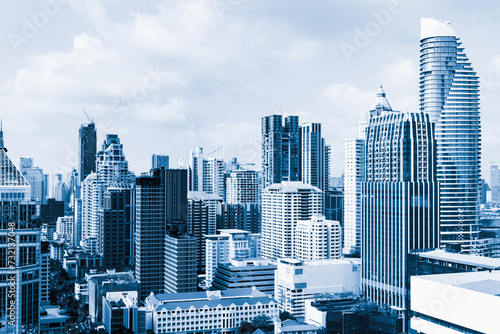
[82,108,94,124]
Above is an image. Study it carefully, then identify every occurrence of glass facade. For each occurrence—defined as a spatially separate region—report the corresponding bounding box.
[420,18,481,252]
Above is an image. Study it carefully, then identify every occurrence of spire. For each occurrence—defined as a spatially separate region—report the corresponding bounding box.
[372,85,392,112]
[0,119,5,151]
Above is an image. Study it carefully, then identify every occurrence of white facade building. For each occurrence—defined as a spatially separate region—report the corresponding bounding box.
[179,146,225,198]
[145,288,279,334]
[275,258,361,319]
[411,271,500,334]
[205,229,261,288]
[294,215,341,260]
[55,216,74,248]
[226,169,260,204]
[262,182,323,261]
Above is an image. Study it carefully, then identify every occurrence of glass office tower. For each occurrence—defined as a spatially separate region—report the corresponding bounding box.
[420,18,481,252]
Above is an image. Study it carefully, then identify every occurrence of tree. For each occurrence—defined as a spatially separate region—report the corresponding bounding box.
[279,311,296,321]
[237,321,255,334]
[251,315,273,333]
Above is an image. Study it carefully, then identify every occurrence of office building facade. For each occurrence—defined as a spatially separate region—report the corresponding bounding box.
[299,122,330,191]
[362,111,440,310]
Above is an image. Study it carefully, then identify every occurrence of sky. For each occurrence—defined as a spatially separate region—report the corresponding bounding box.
[1,0,500,182]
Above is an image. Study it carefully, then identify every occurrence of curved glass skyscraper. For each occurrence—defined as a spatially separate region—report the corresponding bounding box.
[420,18,481,252]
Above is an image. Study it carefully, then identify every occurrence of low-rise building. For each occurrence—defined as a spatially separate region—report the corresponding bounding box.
[274,319,318,334]
[39,306,70,334]
[205,229,261,288]
[275,258,361,319]
[145,288,279,334]
[102,291,147,334]
[87,270,139,324]
[411,271,500,333]
[212,258,276,295]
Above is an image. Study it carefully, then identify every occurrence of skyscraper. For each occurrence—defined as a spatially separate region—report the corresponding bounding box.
[261,115,300,188]
[491,162,500,203]
[135,168,196,299]
[420,18,481,252]
[19,157,46,202]
[179,146,225,198]
[362,110,439,311]
[81,134,135,254]
[261,182,323,261]
[343,86,393,257]
[299,122,330,191]
[79,122,97,183]
[187,191,222,271]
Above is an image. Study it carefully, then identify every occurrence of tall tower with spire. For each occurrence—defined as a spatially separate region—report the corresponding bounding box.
[344,86,393,257]
[420,18,481,253]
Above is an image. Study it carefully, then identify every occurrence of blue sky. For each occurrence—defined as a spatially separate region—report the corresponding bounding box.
[1,0,499,181]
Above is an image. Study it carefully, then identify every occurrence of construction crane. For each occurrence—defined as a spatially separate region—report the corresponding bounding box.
[82,108,94,123]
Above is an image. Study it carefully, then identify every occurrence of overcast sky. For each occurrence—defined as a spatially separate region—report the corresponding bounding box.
[2,0,500,182]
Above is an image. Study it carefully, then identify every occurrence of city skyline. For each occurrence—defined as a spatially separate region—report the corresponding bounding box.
[1,1,500,179]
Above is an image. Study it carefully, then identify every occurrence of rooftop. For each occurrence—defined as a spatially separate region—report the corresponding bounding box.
[415,249,500,270]
[146,288,275,312]
[264,181,322,193]
[415,271,500,297]
[421,17,456,40]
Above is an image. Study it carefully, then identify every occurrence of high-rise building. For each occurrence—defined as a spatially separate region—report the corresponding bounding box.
[342,138,364,257]
[343,86,392,257]
[19,157,46,202]
[299,122,330,191]
[261,115,300,188]
[420,18,481,252]
[362,110,439,311]
[78,122,97,183]
[0,129,41,333]
[187,191,222,271]
[135,168,196,299]
[97,187,134,272]
[491,162,500,203]
[261,182,323,261]
[81,134,134,254]
[205,229,261,288]
[152,154,169,169]
[179,146,225,199]
[164,234,197,293]
[294,215,341,260]
[55,216,74,248]
[220,169,262,233]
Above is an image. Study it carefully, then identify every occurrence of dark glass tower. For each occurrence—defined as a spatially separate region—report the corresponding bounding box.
[135,169,196,299]
[78,122,97,182]
[261,115,300,188]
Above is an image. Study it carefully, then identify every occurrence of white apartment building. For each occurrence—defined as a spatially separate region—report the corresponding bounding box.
[145,288,279,334]
[55,216,74,248]
[275,258,361,319]
[205,229,261,288]
[294,215,341,260]
[226,169,260,204]
[343,138,364,257]
[262,182,323,261]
